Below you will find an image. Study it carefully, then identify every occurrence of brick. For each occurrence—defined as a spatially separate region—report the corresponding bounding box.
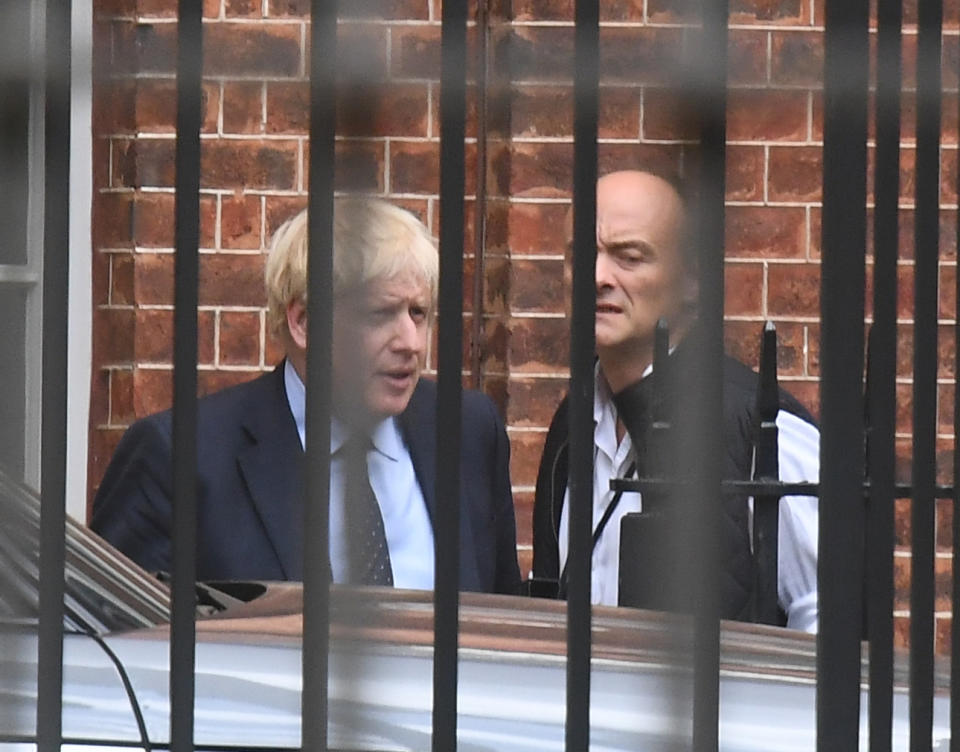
[599,144,683,185]
[225,0,264,16]
[132,80,218,134]
[642,88,700,142]
[728,29,768,86]
[110,368,136,425]
[724,262,764,317]
[936,496,953,550]
[94,191,135,248]
[267,0,309,16]
[201,141,299,190]
[508,258,565,313]
[94,307,135,364]
[940,325,957,379]
[318,140,385,192]
[339,83,431,138]
[135,252,174,304]
[89,368,110,427]
[134,308,216,364]
[133,192,217,248]
[223,81,264,134]
[506,377,568,429]
[939,263,954,319]
[767,262,820,317]
[508,316,570,373]
[646,0,697,22]
[768,146,822,202]
[93,251,110,307]
[264,196,308,239]
[199,253,267,306]
[805,322,819,376]
[941,148,957,205]
[936,615,952,657]
[725,145,765,202]
[111,253,136,305]
[93,138,111,192]
[895,497,911,546]
[220,310,262,365]
[93,78,136,136]
[339,0,430,20]
[330,23,389,83]
[111,139,138,188]
[265,81,309,134]
[205,23,302,77]
[771,31,823,88]
[491,27,572,83]
[389,141,440,194]
[508,428,548,489]
[724,320,762,369]
[505,201,571,256]
[221,193,263,249]
[492,142,572,197]
[508,85,573,139]
[496,0,572,21]
[729,0,806,23]
[481,320,511,372]
[133,367,173,416]
[725,206,807,259]
[893,555,954,613]
[897,382,913,435]
[514,490,533,551]
[391,26,450,81]
[727,89,809,143]
[600,27,687,85]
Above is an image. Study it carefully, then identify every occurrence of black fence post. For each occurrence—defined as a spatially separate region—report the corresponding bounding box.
[433,0,468,746]
[36,0,71,749]
[817,0,869,749]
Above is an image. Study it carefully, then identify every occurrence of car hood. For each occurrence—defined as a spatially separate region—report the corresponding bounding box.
[99,586,951,751]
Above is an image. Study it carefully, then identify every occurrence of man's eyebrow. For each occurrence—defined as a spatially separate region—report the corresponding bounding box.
[603,238,653,253]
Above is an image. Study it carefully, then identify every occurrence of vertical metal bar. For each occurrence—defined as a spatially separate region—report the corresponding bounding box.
[754,322,780,627]
[303,0,337,748]
[817,0,869,749]
[953,118,960,749]
[432,0,468,747]
[868,0,902,746]
[910,0,942,748]
[688,0,727,749]
[36,0,71,749]
[469,0,490,391]
[171,1,202,750]
[566,0,598,746]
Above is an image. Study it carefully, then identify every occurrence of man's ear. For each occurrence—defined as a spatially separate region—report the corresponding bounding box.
[286,299,308,351]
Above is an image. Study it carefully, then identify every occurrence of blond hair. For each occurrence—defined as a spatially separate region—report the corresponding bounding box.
[265,197,438,338]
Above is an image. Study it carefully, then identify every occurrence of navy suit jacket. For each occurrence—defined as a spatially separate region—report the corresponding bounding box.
[91,365,521,594]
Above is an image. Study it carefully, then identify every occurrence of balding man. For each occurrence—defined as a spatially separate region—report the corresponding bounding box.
[531,170,819,631]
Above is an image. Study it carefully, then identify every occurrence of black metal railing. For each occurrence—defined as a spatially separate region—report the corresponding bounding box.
[27,0,959,751]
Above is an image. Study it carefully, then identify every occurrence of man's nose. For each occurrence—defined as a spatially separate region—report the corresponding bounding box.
[595,252,615,290]
[392,314,421,352]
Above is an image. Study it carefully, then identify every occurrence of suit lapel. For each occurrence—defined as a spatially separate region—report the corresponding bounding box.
[398,381,437,526]
[237,365,304,579]
[398,379,481,591]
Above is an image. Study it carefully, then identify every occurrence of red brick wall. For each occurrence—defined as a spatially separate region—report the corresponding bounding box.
[88,0,959,650]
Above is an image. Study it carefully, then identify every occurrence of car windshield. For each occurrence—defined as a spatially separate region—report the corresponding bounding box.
[0,467,170,633]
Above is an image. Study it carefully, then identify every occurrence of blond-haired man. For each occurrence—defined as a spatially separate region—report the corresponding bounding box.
[93,198,521,593]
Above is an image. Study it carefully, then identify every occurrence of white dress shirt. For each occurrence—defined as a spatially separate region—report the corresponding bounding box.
[558,365,820,632]
[284,361,435,589]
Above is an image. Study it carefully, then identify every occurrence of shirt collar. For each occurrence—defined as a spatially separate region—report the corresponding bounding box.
[285,361,401,461]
